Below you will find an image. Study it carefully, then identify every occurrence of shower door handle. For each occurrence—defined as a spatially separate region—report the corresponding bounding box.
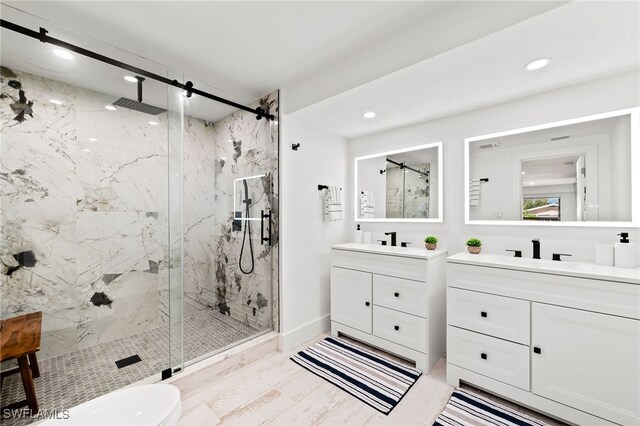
[261,210,272,246]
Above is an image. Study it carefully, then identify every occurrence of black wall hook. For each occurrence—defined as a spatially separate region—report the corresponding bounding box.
[292,143,300,151]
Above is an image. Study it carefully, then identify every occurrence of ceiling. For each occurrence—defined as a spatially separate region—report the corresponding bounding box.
[1,1,564,122]
[522,155,579,187]
[291,1,640,139]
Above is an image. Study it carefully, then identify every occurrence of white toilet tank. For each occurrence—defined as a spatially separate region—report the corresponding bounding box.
[41,384,181,426]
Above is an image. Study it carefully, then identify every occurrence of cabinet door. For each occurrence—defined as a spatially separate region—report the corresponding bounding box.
[331,267,372,333]
[532,303,639,425]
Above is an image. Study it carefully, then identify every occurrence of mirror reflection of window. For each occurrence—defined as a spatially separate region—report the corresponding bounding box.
[521,155,581,222]
[523,198,561,221]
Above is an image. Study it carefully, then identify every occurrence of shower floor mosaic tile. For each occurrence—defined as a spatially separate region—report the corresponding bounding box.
[0,309,259,426]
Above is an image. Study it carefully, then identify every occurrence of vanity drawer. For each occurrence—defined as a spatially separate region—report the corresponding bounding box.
[332,249,427,282]
[373,275,427,317]
[448,287,530,345]
[447,326,530,390]
[373,306,426,352]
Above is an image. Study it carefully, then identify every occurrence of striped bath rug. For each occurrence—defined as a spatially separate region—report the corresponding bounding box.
[434,388,551,425]
[290,336,421,414]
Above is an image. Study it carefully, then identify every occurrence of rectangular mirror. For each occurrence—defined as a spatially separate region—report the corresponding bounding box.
[355,142,443,222]
[465,108,639,226]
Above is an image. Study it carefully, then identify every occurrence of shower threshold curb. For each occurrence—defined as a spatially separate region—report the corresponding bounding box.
[166,331,278,395]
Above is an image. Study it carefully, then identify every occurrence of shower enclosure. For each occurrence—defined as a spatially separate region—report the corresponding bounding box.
[0,6,278,423]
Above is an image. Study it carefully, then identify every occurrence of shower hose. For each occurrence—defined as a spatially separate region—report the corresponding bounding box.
[239,178,255,274]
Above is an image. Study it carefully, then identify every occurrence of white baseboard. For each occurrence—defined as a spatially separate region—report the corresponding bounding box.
[278,314,330,351]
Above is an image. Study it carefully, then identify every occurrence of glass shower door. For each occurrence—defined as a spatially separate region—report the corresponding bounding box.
[181,78,278,363]
[0,6,183,421]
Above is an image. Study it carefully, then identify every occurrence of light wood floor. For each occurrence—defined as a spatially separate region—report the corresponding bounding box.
[176,335,564,425]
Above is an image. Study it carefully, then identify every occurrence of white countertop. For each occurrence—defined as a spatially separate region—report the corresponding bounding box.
[447,252,640,285]
[331,243,448,260]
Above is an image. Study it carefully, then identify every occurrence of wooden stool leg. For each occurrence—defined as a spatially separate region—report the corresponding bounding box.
[17,355,38,413]
[27,353,40,378]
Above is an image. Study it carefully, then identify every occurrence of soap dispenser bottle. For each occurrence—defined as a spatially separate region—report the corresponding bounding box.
[355,224,363,244]
[614,232,638,268]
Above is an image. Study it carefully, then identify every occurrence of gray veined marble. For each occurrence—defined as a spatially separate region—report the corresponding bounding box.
[1,68,279,362]
[0,69,175,359]
[184,92,279,333]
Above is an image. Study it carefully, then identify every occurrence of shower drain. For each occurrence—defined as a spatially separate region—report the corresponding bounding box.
[115,354,142,369]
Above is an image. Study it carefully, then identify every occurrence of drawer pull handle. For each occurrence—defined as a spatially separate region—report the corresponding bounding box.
[480,353,487,360]
[480,311,487,318]
[394,325,399,331]
[394,292,399,297]
[365,302,370,307]
[533,347,542,354]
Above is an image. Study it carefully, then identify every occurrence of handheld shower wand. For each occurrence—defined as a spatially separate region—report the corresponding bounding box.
[239,179,255,274]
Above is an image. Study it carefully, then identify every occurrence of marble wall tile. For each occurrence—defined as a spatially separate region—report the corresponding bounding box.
[0,69,175,359]
[184,92,279,331]
[1,69,279,362]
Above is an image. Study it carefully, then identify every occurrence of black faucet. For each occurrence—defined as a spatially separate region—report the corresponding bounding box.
[532,239,541,259]
[384,232,397,247]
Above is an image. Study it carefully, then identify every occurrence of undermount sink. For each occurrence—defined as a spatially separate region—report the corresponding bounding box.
[495,255,583,270]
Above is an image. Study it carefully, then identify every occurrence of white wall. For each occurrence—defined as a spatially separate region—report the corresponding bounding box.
[348,71,640,261]
[279,113,351,349]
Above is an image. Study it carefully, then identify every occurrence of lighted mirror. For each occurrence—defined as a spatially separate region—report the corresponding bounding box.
[465,108,639,226]
[355,142,443,222]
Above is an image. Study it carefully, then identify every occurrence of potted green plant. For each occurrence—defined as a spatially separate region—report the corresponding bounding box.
[424,236,438,250]
[466,238,482,254]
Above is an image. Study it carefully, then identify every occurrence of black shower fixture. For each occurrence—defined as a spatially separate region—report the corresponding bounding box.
[255,106,269,120]
[184,81,194,98]
[136,76,145,102]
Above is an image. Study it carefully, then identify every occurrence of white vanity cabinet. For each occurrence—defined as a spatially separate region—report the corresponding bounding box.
[446,253,640,426]
[330,243,447,373]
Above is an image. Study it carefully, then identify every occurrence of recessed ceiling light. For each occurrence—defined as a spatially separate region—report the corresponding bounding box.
[363,111,376,119]
[148,121,159,126]
[105,105,117,111]
[53,49,74,60]
[124,76,138,83]
[524,58,550,71]
[521,171,526,175]
[529,182,535,185]
[89,138,98,142]
[49,99,63,105]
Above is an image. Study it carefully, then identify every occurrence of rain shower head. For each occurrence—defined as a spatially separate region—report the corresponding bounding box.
[112,98,167,116]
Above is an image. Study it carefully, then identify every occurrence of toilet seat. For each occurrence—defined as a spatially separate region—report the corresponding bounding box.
[41,384,181,425]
